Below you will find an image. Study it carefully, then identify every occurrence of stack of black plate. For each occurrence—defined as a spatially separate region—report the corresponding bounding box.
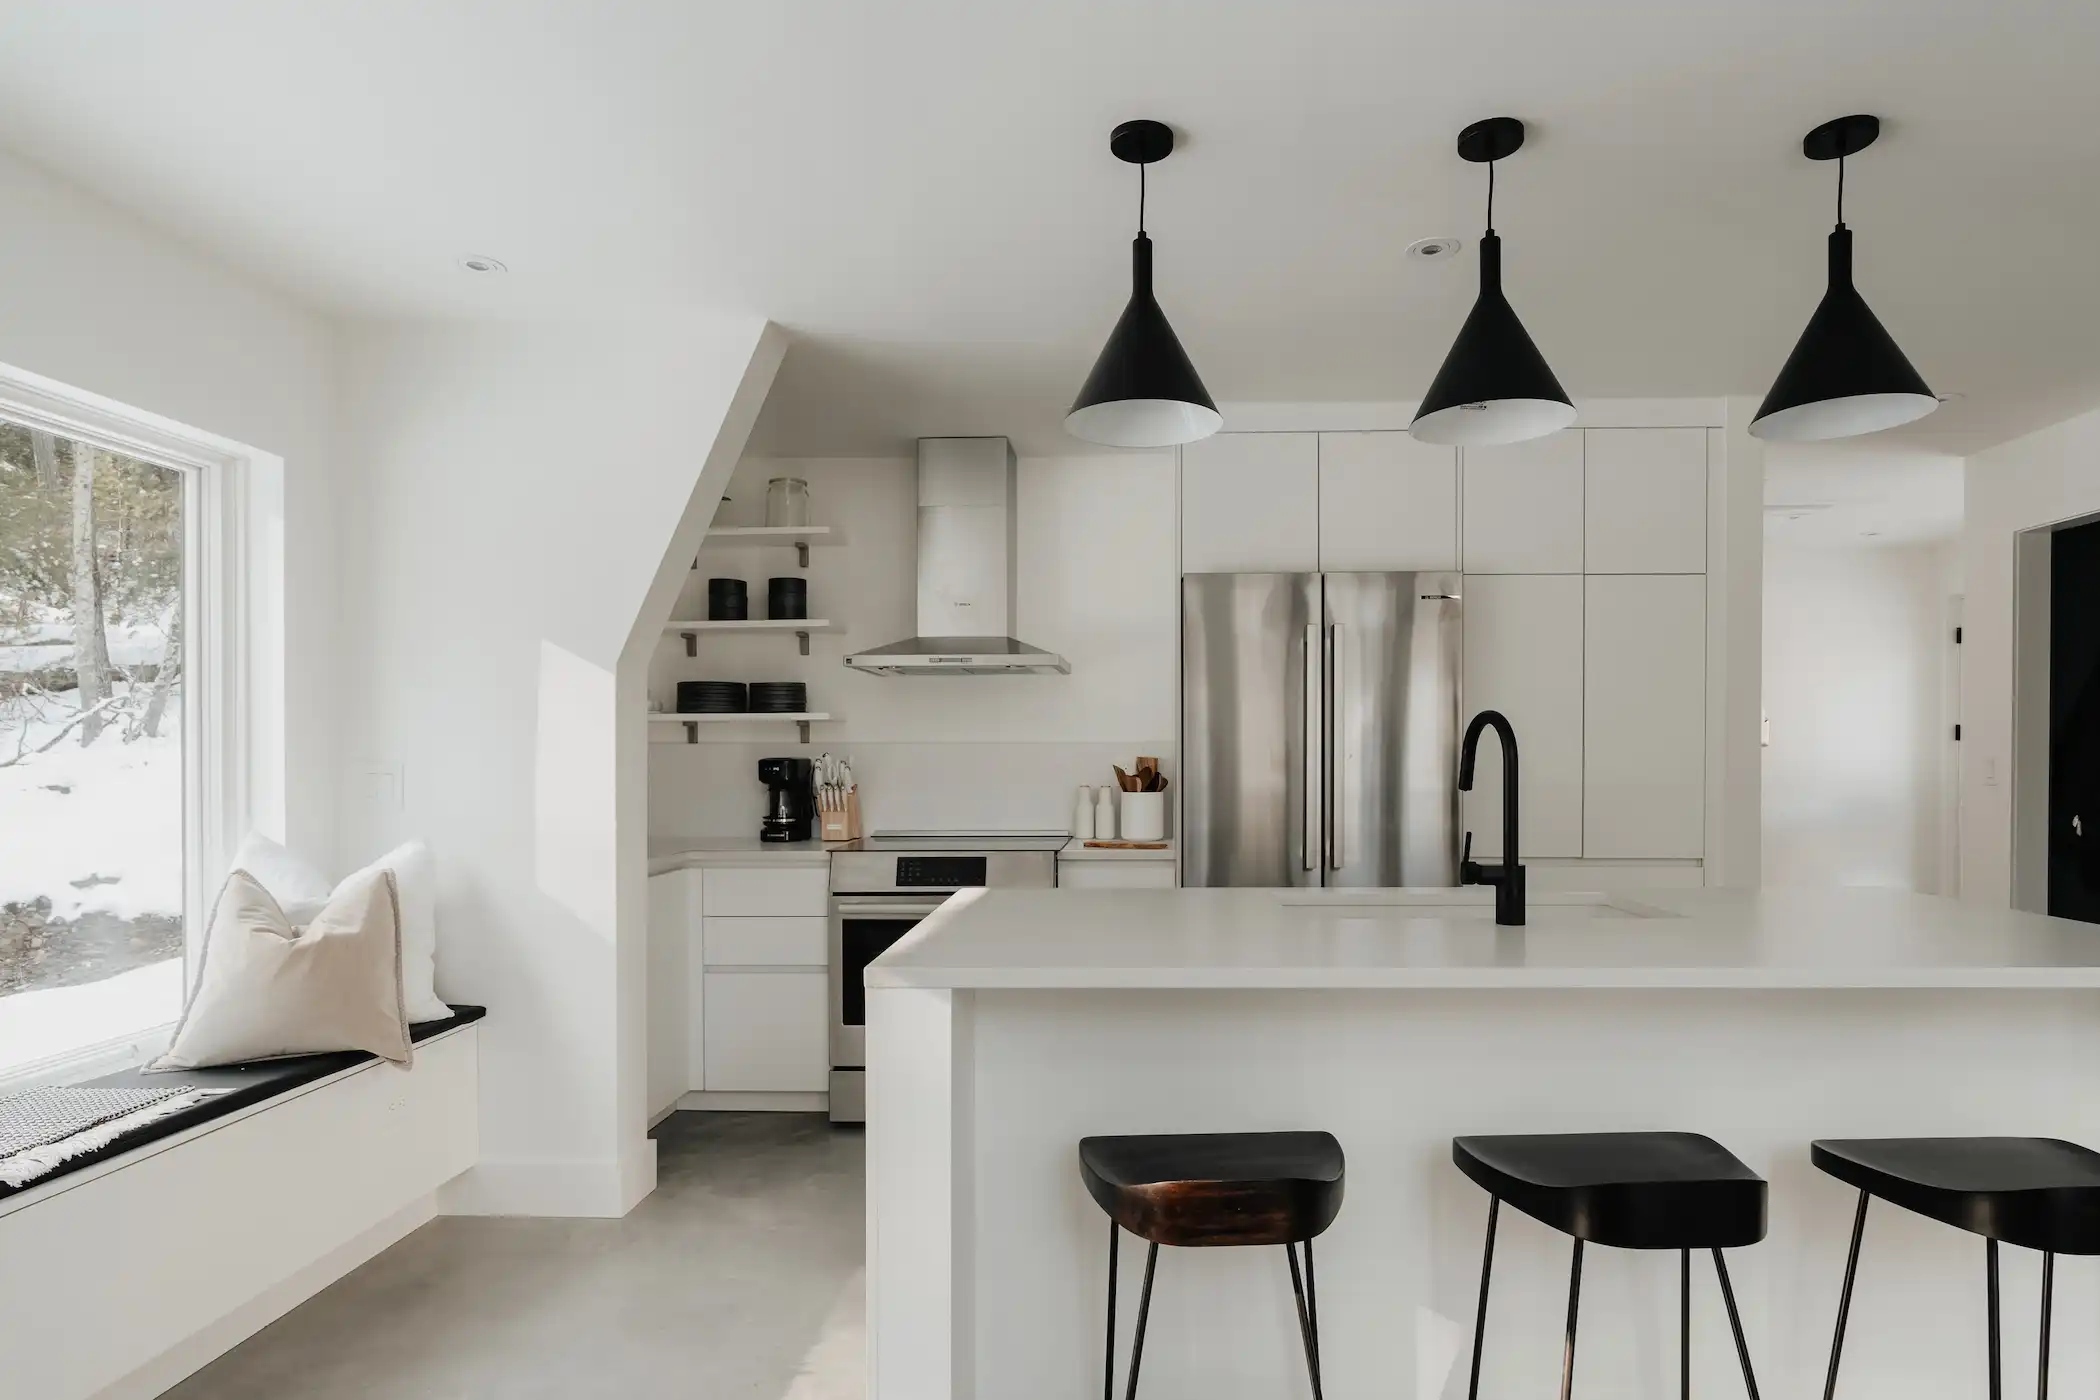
[678,681,748,714]
[748,681,808,715]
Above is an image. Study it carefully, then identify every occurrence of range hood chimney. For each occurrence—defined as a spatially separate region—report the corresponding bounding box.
[844,437,1071,676]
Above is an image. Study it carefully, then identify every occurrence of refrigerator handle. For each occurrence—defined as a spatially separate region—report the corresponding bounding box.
[1325,623,1341,870]
[1303,623,1322,872]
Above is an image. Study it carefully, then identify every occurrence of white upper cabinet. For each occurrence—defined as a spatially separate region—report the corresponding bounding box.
[1317,433,1458,571]
[1462,430,1584,573]
[1583,573,1706,858]
[1461,574,1585,859]
[1181,433,1319,573]
[1583,429,1708,574]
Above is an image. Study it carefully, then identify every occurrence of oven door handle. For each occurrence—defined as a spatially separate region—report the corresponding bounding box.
[832,899,951,918]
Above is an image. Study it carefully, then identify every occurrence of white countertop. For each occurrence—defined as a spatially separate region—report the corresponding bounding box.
[648,836,834,874]
[1057,838,1175,862]
[866,885,2100,990]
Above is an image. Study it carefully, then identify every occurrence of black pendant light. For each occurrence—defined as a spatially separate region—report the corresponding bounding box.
[1411,118,1575,447]
[1751,115,1935,442]
[1066,120,1221,449]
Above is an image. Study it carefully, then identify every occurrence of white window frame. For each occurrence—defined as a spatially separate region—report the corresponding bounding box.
[0,362,282,1090]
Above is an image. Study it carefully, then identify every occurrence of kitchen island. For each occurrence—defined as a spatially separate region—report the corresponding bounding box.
[866,886,2100,1400]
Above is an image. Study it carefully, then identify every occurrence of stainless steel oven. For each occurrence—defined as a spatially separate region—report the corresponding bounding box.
[827,834,1061,1123]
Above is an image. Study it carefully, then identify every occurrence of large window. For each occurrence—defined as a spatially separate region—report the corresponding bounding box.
[0,420,189,1072]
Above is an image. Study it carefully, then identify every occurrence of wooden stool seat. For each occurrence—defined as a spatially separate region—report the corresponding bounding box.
[1079,1130,1345,1247]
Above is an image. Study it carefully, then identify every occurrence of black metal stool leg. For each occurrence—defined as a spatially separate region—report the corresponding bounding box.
[1986,1239,2002,1400]
[1467,1198,1500,1400]
[1124,1241,1159,1400]
[1680,1249,1691,1400]
[1822,1190,1870,1400]
[1560,1238,1585,1400]
[2039,1251,2054,1400]
[1103,1220,1119,1400]
[1712,1248,1763,1400]
[1306,1235,1323,1385]
[1287,1240,1326,1400]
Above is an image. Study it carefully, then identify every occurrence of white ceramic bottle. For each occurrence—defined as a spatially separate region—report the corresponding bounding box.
[1094,785,1117,841]
[1073,785,1095,840]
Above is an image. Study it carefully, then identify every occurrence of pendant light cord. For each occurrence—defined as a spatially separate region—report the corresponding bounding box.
[1486,159,1496,234]
[1836,153,1846,228]
[1138,160,1147,235]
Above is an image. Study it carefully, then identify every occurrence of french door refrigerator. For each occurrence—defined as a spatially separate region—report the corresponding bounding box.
[1182,571,1462,887]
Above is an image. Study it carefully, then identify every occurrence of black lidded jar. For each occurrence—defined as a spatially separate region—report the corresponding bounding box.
[706,577,749,622]
[767,576,809,621]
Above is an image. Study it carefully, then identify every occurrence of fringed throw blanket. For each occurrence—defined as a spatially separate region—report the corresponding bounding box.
[0,1084,229,1188]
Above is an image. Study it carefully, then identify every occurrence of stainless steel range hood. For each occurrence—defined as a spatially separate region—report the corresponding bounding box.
[845,437,1071,676]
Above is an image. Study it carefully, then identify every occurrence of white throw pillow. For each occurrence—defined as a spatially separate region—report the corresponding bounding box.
[150,867,411,1070]
[341,842,447,1023]
[231,834,449,1024]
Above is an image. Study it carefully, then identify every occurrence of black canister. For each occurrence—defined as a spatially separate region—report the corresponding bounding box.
[707,577,749,622]
[767,576,809,621]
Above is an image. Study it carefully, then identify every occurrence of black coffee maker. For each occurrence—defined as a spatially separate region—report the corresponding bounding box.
[757,757,815,843]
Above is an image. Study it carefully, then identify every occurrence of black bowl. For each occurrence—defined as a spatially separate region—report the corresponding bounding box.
[678,681,748,714]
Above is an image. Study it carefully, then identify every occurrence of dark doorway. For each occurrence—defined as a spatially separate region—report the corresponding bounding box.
[2048,518,2100,921]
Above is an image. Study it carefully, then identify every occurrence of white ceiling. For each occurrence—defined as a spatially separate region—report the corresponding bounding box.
[0,1,2096,457]
[1764,442,1964,548]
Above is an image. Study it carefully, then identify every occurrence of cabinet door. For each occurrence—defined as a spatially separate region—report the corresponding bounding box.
[1318,433,1458,571]
[1462,431,1584,573]
[1182,433,1319,573]
[703,916,828,968]
[701,866,829,916]
[1584,429,1707,573]
[647,872,694,1116]
[1584,575,1706,858]
[1058,859,1179,890]
[702,971,828,1091]
[1461,575,1584,858]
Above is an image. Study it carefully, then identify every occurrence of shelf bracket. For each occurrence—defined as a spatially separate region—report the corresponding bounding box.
[797,719,811,745]
[796,541,810,569]
[682,721,698,744]
[682,631,697,658]
[796,630,811,656]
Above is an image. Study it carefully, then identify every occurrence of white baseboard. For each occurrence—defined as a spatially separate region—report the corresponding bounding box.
[94,1194,436,1400]
[676,1090,828,1113]
[440,1140,658,1218]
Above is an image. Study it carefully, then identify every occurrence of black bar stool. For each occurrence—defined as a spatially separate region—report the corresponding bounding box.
[1813,1137,2100,1400]
[1080,1130,1344,1400]
[1454,1132,1767,1400]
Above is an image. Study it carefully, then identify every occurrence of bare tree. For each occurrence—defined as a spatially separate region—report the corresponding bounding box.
[139,605,180,739]
[30,429,60,492]
[69,442,113,744]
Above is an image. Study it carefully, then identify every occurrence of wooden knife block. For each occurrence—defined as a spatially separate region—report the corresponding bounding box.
[819,788,862,843]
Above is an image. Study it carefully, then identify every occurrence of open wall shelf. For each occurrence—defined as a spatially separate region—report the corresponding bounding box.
[649,712,837,745]
[664,619,840,656]
[698,526,847,568]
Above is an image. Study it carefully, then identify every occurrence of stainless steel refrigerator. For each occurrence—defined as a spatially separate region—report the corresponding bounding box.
[1182,571,1462,887]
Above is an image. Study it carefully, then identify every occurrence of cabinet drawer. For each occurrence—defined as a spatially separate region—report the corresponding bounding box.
[1059,860,1178,890]
[703,915,828,967]
[703,971,828,1092]
[701,865,829,916]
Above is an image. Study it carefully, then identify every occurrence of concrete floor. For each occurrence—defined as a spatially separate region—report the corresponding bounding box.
[165,1113,866,1399]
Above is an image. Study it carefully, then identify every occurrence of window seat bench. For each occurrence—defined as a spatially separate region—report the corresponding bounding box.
[0,1005,484,1400]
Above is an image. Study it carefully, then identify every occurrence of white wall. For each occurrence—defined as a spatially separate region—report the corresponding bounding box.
[338,317,783,1216]
[1762,539,1959,892]
[0,148,338,857]
[1962,402,2100,905]
[650,450,1177,837]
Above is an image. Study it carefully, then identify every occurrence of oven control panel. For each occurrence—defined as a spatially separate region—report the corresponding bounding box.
[895,856,987,888]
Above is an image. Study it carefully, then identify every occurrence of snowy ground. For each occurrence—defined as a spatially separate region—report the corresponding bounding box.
[0,958,181,1070]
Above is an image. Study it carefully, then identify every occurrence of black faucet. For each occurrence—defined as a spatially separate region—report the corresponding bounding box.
[1457,709,1525,926]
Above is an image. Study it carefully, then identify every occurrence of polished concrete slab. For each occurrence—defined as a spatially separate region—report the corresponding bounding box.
[165,1112,865,1399]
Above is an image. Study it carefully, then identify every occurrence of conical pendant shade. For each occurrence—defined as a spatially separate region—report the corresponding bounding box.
[1750,226,1935,442]
[1411,234,1575,447]
[1066,234,1221,448]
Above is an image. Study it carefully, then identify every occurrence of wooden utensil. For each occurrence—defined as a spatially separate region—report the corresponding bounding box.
[1113,765,1136,792]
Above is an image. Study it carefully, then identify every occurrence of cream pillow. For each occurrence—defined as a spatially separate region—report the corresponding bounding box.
[230,834,448,1024]
[150,867,412,1071]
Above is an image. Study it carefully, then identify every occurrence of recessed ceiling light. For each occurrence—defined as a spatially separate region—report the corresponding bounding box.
[1405,236,1465,262]
[457,255,508,274]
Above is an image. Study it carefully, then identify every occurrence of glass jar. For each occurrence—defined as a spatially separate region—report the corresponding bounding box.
[765,477,810,529]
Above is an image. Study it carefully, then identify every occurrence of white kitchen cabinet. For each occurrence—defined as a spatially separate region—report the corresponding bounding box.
[1584,429,1707,574]
[703,915,827,967]
[1461,574,1585,858]
[703,971,829,1092]
[1181,433,1319,573]
[1462,430,1584,573]
[647,870,697,1120]
[1584,574,1706,858]
[1317,433,1459,571]
[701,865,828,916]
[1059,858,1178,890]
